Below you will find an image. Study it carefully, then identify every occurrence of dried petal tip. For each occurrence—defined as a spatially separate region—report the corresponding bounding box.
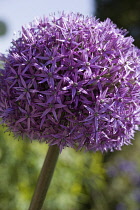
[0,13,140,152]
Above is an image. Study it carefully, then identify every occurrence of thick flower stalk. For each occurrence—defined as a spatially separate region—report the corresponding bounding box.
[0,13,140,152]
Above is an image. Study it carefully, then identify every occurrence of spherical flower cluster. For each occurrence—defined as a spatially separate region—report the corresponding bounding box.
[0,13,140,152]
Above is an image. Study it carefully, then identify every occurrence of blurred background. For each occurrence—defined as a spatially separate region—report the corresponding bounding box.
[0,0,140,209]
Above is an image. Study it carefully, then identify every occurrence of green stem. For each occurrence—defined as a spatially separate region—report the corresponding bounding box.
[28,145,59,210]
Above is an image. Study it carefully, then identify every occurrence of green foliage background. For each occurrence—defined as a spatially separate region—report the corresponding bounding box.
[0,125,140,210]
[0,125,105,210]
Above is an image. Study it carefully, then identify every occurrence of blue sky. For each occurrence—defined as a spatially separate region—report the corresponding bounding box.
[0,0,94,53]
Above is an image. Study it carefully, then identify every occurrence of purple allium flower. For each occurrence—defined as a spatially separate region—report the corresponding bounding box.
[0,13,140,152]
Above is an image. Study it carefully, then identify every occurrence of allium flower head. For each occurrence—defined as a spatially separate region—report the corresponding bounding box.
[0,13,140,152]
